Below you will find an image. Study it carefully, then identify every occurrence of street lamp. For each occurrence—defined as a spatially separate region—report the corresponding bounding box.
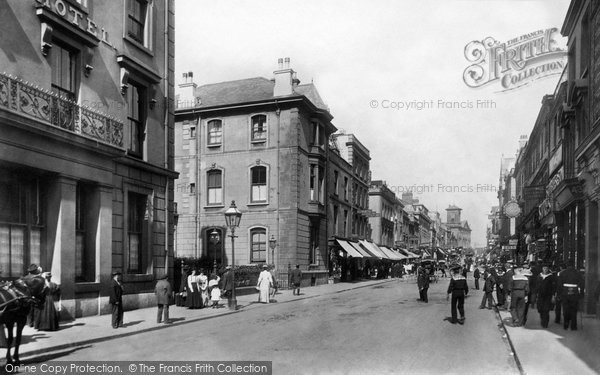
[209,229,220,273]
[269,235,277,266]
[224,200,242,310]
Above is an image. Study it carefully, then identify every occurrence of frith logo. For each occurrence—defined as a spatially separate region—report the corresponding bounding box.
[463,28,567,92]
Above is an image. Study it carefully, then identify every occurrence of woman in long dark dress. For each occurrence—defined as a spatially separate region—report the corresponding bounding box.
[185,269,202,309]
[35,272,60,331]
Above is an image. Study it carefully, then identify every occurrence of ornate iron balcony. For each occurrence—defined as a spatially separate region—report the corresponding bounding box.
[0,72,124,148]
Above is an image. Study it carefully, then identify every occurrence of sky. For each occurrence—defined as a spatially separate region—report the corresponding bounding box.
[175,0,572,247]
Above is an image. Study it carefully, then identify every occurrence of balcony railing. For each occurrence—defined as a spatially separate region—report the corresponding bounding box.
[0,72,124,148]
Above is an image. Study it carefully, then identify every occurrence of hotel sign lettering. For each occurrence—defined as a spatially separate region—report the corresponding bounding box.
[35,0,109,43]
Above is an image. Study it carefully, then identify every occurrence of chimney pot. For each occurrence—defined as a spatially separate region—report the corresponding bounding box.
[278,58,283,69]
[284,57,290,68]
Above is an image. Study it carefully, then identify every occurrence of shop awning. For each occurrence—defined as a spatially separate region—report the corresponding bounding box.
[336,239,364,258]
[349,241,373,258]
[359,240,390,259]
[381,246,407,260]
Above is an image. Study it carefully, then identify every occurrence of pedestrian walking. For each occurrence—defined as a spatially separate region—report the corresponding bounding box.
[502,262,516,310]
[208,274,221,308]
[417,266,430,303]
[221,266,234,308]
[35,272,60,331]
[509,267,529,327]
[25,264,42,327]
[154,273,172,324]
[521,264,533,325]
[109,271,124,329]
[557,260,584,330]
[198,270,209,307]
[290,264,302,295]
[447,265,469,324]
[257,265,273,303]
[554,263,567,324]
[269,266,278,299]
[536,263,556,328]
[473,266,480,290]
[495,267,506,309]
[479,269,495,309]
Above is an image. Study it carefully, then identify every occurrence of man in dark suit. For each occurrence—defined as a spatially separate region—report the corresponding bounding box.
[109,271,123,329]
[221,266,234,308]
[557,261,585,330]
[155,273,172,324]
[473,266,481,290]
[290,265,302,295]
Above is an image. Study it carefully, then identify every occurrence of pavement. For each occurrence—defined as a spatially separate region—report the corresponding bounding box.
[9,275,600,375]
[16,278,397,362]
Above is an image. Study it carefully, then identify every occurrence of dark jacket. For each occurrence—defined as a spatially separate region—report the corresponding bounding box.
[483,274,495,293]
[154,278,172,305]
[557,267,584,300]
[417,270,430,289]
[536,273,556,312]
[109,280,123,305]
[447,275,469,296]
[473,268,480,279]
[221,270,234,292]
[290,268,302,284]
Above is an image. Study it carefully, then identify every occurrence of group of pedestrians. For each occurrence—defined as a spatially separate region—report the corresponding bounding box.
[469,260,585,330]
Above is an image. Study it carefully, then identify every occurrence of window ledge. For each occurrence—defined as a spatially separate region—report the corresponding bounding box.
[74,282,101,293]
[247,202,268,207]
[122,273,154,283]
[123,35,154,57]
[207,144,222,148]
[204,205,225,209]
[251,139,267,144]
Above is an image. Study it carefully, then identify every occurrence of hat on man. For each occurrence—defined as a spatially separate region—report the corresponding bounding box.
[262,264,268,269]
[28,264,41,274]
[225,265,232,270]
[111,271,122,277]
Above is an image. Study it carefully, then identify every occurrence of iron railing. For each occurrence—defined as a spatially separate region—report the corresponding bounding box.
[0,72,124,148]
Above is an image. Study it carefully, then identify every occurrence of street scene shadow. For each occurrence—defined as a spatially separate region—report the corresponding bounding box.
[121,320,143,328]
[443,317,457,324]
[55,322,85,331]
[20,344,92,364]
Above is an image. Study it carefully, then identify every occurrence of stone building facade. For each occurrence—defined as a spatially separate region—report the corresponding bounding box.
[0,0,177,318]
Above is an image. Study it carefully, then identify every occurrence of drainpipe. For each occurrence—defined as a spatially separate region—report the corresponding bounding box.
[275,101,281,269]
[163,0,170,272]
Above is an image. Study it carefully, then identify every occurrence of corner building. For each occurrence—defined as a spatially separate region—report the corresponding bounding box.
[0,0,177,318]
[174,59,335,285]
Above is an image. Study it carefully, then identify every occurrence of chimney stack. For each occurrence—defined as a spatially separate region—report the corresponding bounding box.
[178,71,197,109]
[273,57,295,97]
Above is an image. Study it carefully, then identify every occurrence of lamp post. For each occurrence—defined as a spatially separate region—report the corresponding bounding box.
[209,229,220,274]
[269,235,277,266]
[224,200,242,310]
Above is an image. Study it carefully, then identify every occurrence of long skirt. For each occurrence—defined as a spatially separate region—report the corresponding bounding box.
[35,296,59,331]
[185,284,202,309]
[258,281,270,303]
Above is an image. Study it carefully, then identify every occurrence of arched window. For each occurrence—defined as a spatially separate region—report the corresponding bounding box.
[250,166,267,203]
[207,120,222,146]
[251,115,267,142]
[250,228,266,263]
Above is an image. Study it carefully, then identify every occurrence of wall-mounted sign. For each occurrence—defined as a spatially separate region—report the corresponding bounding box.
[36,0,109,43]
[548,144,562,176]
[503,201,521,218]
[546,167,564,197]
